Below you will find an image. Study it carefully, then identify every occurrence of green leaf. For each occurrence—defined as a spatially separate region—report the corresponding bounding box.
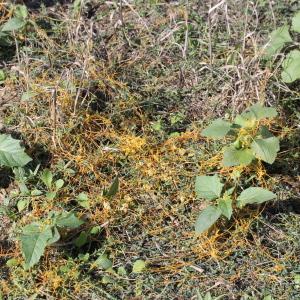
[195,175,224,200]
[21,91,37,102]
[6,258,19,267]
[195,206,222,234]
[17,199,29,212]
[55,179,64,190]
[46,191,56,200]
[222,146,255,167]
[31,189,43,196]
[0,134,32,167]
[1,17,26,32]
[132,259,147,274]
[20,223,53,269]
[15,5,28,20]
[218,198,232,220]
[237,187,276,208]
[235,104,277,127]
[246,103,277,120]
[251,137,279,164]
[90,226,101,235]
[234,114,256,128]
[47,226,60,245]
[0,70,6,81]
[74,231,88,248]
[77,192,90,209]
[55,212,84,228]
[103,177,119,198]
[117,266,127,276]
[40,169,53,189]
[265,25,292,57]
[94,254,113,270]
[281,50,300,83]
[201,119,232,139]
[204,292,212,300]
[292,11,300,33]
[259,126,274,139]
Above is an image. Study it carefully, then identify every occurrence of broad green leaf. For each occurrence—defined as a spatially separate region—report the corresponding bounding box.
[195,175,223,200]
[222,146,255,167]
[21,91,37,101]
[31,189,43,196]
[201,119,232,139]
[292,11,300,33]
[47,226,60,245]
[46,191,56,200]
[77,192,90,209]
[20,223,53,269]
[281,50,300,83]
[246,103,277,120]
[55,179,64,190]
[74,231,88,248]
[195,206,221,234]
[90,226,101,235]
[117,266,127,276]
[55,212,84,228]
[0,134,32,167]
[40,169,53,189]
[17,199,29,212]
[235,104,277,126]
[94,254,113,270]
[18,182,29,195]
[251,137,279,164]
[237,187,276,208]
[103,177,119,198]
[259,126,274,139]
[6,258,19,267]
[234,114,256,128]
[1,17,26,32]
[218,198,232,219]
[15,5,28,20]
[265,25,292,57]
[132,259,147,273]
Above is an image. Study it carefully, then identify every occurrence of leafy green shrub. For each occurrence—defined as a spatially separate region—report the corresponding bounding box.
[195,175,275,233]
[265,10,300,83]
[195,104,279,233]
[202,103,279,166]
[20,211,84,269]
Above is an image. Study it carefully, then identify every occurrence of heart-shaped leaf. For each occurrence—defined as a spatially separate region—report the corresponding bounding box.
[55,212,84,229]
[40,169,53,190]
[195,175,223,200]
[20,224,53,270]
[264,25,292,57]
[281,49,300,83]
[251,137,279,164]
[222,146,255,167]
[201,119,232,139]
[237,187,276,208]
[195,206,221,234]
[0,134,32,167]
[1,17,26,32]
[218,198,233,220]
